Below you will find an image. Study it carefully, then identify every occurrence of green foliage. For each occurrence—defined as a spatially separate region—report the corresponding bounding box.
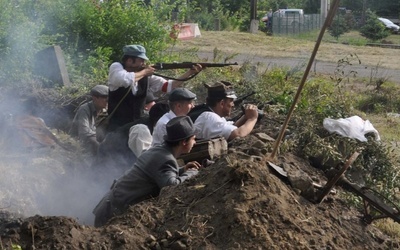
[328,14,350,40]
[0,0,175,87]
[12,244,22,250]
[345,38,367,46]
[37,0,170,61]
[359,9,390,42]
[0,0,43,85]
[71,47,113,87]
[338,0,399,17]
[356,85,400,114]
[294,87,400,201]
[188,0,243,31]
[150,0,188,23]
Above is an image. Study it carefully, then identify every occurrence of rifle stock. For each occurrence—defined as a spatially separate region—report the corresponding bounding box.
[152,62,238,70]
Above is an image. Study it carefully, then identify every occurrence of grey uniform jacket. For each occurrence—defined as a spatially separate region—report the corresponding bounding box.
[93,144,198,227]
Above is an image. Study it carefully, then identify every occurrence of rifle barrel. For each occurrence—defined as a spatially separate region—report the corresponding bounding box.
[152,62,238,70]
[234,91,256,105]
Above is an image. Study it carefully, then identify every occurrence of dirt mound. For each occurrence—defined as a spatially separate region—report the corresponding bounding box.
[1,133,398,249]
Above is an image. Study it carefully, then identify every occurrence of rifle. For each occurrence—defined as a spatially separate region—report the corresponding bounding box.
[152,62,238,70]
[230,91,264,122]
[233,91,256,106]
[150,62,238,81]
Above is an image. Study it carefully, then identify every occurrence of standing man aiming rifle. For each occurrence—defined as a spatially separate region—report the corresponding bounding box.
[107,44,203,132]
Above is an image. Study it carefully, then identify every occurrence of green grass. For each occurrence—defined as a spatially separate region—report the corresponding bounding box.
[298,30,400,45]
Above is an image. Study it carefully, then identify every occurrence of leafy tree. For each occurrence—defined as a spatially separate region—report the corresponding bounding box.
[37,0,170,61]
[303,0,319,13]
[0,0,43,84]
[0,0,180,86]
[340,0,364,12]
[359,9,390,42]
[328,14,349,40]
[368,0,400,17]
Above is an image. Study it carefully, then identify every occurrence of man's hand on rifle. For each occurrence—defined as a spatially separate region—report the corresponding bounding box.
[188,63,203,75]
[134,66,156,81]
[142,66,156,76]
[243,104,259,121]
[171,64,203,86]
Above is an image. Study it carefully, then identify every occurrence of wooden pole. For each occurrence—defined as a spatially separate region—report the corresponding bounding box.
[269,0,341,160]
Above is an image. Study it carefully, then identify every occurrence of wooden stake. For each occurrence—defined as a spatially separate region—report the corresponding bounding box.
[269,0,342,160]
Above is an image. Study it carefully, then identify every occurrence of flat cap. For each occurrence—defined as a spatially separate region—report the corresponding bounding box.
[90,85,109,97]
[168,88,197,102]
[122,45,149,60]
[205,81,237,99]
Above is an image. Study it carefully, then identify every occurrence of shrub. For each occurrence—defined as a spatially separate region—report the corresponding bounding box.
[328,14,350,40]
[0,0,43,85]
[1,0,174,87]
[359,9,390,42]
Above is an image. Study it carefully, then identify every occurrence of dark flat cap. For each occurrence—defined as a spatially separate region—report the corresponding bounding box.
[123,45,149,60]
[168,88,197,102]
[205,81,237,99]
[164,116,196,142]
[90,85,109,97]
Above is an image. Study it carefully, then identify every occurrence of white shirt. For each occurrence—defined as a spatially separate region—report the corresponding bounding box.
[151,111,177,146]
[194,111,237,140]
[128,124,153,157]
[107,62,173,94]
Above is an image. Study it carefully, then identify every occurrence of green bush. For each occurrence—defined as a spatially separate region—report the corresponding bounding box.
[0,0,175,87]
[0,0,43,85]
[37,0,170,61]
[328,14,350,40]
[360,9,390,42]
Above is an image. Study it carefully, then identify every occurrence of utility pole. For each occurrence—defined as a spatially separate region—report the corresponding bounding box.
[250,0,258,33]
[361,0,367,26]
[321,0,330,19]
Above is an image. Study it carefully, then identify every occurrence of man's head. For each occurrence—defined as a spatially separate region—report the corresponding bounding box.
[90,85,109,110]
[164,116,196,153]
[205,81,237,117]
[168,88,197,116]
[121,45,148,71]
[148,102,170,132]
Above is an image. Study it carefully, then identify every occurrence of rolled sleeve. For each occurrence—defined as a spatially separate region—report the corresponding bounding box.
[108,63,170,95]
[148,75,170,93]
[108,62,138,94]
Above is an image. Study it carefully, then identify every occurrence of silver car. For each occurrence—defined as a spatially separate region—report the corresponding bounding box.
[378,17,399,33]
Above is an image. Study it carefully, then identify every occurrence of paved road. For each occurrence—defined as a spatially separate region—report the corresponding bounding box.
[197,52,400,84]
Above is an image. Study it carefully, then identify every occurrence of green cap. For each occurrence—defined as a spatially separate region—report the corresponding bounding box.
[123,45,149,60]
